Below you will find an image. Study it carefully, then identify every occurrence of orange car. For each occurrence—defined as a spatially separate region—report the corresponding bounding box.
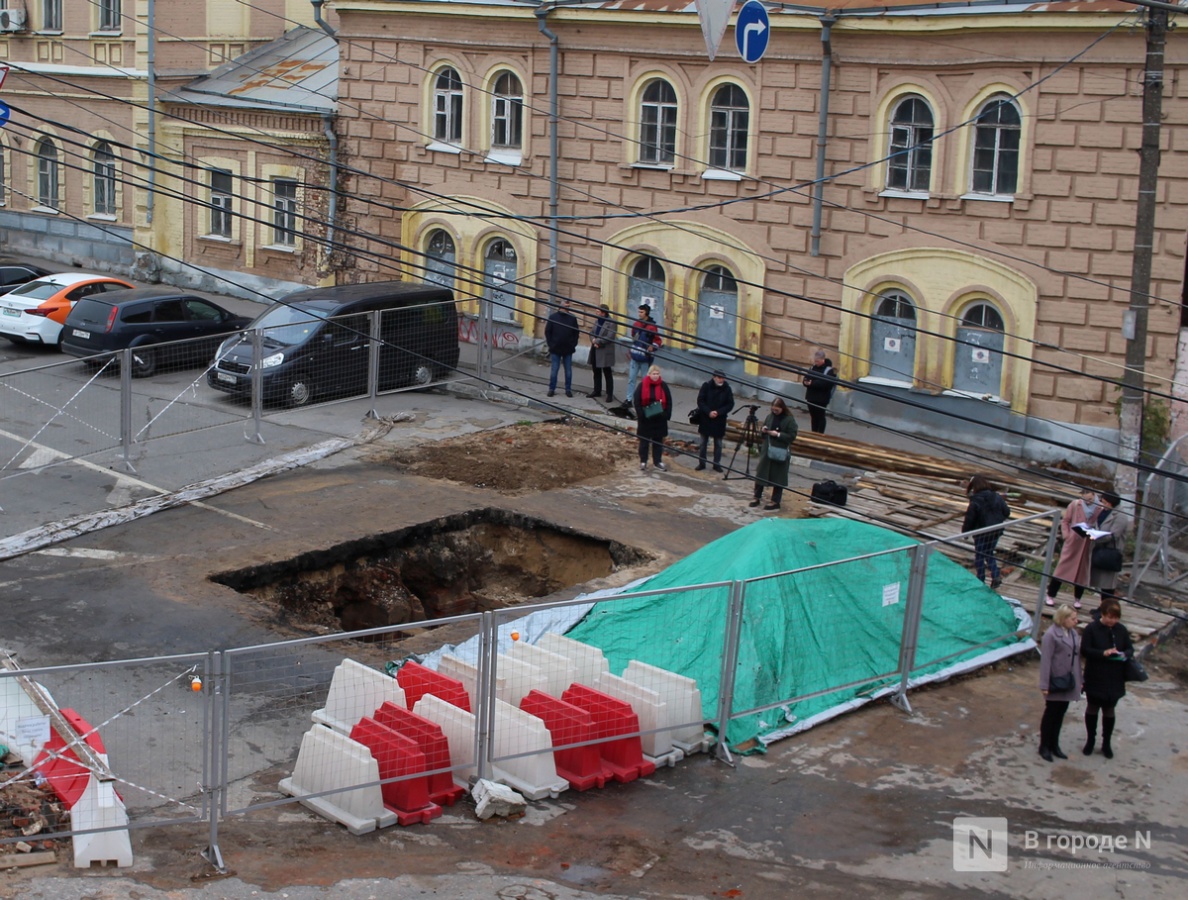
[0,272,135,349]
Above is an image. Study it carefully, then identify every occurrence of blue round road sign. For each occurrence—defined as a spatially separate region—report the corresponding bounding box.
[0,100,9,129]
[735,1,770,65]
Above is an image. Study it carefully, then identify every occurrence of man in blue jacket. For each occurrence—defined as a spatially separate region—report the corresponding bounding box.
[545,299,580,398]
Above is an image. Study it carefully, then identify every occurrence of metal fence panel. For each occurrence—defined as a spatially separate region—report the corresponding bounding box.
[0,654,210,847]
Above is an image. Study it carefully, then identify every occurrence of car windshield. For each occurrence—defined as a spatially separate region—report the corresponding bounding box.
[252,303,329,346]
[7,282,61,301]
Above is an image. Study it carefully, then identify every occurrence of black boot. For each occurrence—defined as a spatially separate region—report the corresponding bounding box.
[1083,712,1098,756]
[1039,745,1053,762]
[1101,716,1115,759]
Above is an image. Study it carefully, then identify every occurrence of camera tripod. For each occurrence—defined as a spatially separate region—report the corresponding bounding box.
[724,404,762,481]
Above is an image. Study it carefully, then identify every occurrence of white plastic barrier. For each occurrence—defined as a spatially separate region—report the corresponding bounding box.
[595,671,673,760]
[278,725,396,835]
[508,641,575,698]
[71,775,133,868]
[438,653,505,711]
[490,699,568,801]
[312,659,405,735]
[495,654,547,707]
[622,660,710,752]
[413,693,476,792]
[537,632,610,688]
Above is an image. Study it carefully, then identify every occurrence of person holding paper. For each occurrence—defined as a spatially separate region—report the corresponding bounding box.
[1089,490,1130,601]
[1045,487,1099,609]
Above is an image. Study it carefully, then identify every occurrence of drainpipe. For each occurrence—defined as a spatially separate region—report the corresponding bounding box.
[146,0,156,224]
[809,15,836,258]
[310,0,336,38]
[321,113,339,266]
[536,7,560,302]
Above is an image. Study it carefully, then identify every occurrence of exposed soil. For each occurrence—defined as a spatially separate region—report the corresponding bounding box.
[367,420,640,493]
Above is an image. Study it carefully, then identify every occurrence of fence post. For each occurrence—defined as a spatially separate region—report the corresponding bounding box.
[474,611,495,783]
[891,544,931,713]
[248,329,265,444]
[118,348,136,473]
[201,650,227,873]
[1031,518,1061,642]
[365,309,381,420]
[713,580,745,766]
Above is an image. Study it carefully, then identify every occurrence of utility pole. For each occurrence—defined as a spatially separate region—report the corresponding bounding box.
[1117,5,1169,503]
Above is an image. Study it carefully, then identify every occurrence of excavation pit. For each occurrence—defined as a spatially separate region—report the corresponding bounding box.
[211,508,648,634]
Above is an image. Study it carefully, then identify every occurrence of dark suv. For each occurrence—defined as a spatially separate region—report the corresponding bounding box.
[0,261,53,296]
[61,288,251,377]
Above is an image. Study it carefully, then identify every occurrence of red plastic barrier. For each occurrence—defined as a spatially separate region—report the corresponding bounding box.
[350,717,442,825]
[32,709,109,808]
[561,685,656,783]
[520,690,607,791]
[372,701,465,806]
[396,661,471,712]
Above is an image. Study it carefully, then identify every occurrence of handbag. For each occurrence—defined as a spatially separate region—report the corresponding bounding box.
[586,346,596,366]
[687,408,701,425]
[766,444,790,463]
[643,401,665,419]
[1048,671,1075,692]
[1124,656,1149,682]
[1092,543,1123,572]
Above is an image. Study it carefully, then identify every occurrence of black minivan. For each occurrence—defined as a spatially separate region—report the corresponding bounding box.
[208,281,460,407]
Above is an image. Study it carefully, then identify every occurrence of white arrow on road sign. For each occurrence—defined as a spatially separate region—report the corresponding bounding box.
[735,1,771,65]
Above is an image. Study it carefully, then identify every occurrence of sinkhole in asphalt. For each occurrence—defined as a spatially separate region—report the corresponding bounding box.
[211,508,648,633]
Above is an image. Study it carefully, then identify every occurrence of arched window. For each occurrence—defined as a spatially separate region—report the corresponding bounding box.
[953,301,1006,396]
[36,138,59,209]
[639,79,677,165]
[425,229,457,290]
[93,141,116,216]
[483,238,518,323]
[491,71,523,150]
[971,96,1021,196]
[434,67,464,144]
[868,290,917,383]
[629,256,667,325]
[697,265,738,357]
[709,84,749,172]
[887,96,934,192]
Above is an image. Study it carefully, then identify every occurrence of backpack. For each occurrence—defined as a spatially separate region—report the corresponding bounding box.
[811,480,848,507]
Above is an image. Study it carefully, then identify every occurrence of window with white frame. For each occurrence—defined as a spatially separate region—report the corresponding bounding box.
[92,141,116,215]
[36,138,59,209]
[639,79,677,166]
[42,0,62,30]
[434,67,464,145]
[887,95,934,193]
[271,178,298,246]
[971,95,1020,196]
[209,169,232,237]
[709,84,749,172]
[99,0,121,31]
[491,71,523,150]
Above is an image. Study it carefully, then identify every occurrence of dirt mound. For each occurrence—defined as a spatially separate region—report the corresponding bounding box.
[370,420,639,492]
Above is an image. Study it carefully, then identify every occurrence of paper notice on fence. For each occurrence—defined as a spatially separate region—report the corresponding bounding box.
[882,583,900,607]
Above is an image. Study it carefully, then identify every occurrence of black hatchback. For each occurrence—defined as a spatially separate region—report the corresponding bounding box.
[61,288,251,377]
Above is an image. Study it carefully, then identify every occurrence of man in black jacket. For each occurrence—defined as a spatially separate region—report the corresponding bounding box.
[695,370,734,472]
[802,349,838,434]
[545,299,580,398]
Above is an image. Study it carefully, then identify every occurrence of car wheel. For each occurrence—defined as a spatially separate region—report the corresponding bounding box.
[409,364,434,388]
[287,376,315,408]
[130,347,157,378]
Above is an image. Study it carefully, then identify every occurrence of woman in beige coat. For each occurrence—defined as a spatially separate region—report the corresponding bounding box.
[1045,488,1099,609]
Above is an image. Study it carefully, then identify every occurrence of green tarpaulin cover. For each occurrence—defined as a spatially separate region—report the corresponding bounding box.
[566,518,1028,748]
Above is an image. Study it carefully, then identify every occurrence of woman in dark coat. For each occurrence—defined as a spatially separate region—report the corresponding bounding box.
[695,370,733,472]
[1037,604,1081,761]
[632,364,673,472]
[749,397,797,511]
[586,304,617,403]
[962,474,1011,589]
[1080,598,1133,759]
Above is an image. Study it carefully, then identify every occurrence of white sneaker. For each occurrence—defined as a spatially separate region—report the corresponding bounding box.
[640,462,647,471]
[655,462,668,471]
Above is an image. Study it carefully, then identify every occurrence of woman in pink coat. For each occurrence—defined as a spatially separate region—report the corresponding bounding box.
[1045,488,1099,609]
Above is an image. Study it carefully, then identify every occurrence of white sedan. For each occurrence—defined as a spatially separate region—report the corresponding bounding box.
[0,272,134,348]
